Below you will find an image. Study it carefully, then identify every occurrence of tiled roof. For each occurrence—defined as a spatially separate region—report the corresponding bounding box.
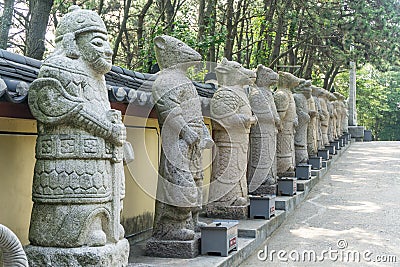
[0,49,216,106]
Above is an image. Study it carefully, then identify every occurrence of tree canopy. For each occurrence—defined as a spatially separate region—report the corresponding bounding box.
[1,0,400,139]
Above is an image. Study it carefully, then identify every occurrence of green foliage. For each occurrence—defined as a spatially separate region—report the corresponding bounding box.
[335,64,400,140]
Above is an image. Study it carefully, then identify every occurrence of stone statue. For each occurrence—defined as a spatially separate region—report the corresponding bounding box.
[26,6,129,266]
[333,92,343,137]
[312,87,324,150]
[0,224,28,267]
[147,35,213,258]
[343,98,349,134]
[207,58,257,219]
[274,72,300,177]
[247,64,280,195]
[293,81,310,166]
[304,82,318,156]
[316,88,330,146]
[327,92,338,141]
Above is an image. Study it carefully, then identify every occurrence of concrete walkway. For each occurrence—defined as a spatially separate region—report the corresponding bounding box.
[241,141,400,266]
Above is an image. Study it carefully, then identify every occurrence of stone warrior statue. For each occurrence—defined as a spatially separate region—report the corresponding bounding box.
[293,81,310,166]
[247,65,280,195]
[207,58,257,219]
[274,71,300,177]
[26,6,130,266]
[147,35,213,258]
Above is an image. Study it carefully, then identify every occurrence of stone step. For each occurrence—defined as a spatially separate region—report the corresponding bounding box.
[127,141,352,267]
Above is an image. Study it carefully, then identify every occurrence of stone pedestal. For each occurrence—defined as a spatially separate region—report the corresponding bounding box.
[364,130,373,141]
[317,149,329,160]
[25,239,129,267]
[330,140,341,150]
[308,157,322,170]
[295,164,311,180]
[325,145,336,155]
[201,221,238,257]
[348,126,365,141]
[206,205,249,220]
[277,178,297,196]
[249,195,276,219]
[146,235,200,258]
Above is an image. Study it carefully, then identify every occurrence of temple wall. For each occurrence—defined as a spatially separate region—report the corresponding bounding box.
[0,116,213,245]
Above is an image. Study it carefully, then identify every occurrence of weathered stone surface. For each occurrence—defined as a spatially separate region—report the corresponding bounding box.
[0,224,28,267]
[327,92,337,142]
[25,239,129,267]
[316,87,330,146]
[274,72,301,177]
[303,82,318,156]
[207,58,256,218]
[293,82,310,166]
[150,35,213,250]
[206,205,249,220]
[312,90,324,150]
[26,6,129,265]
[145,235,200,258]
[247,65,280,195]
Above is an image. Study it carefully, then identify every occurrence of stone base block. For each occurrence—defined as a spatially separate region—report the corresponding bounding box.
[348,126,365,140]
[145,235,200,258]
[206,205,249,220]
[249,184,277,195]
[25,239,129,267]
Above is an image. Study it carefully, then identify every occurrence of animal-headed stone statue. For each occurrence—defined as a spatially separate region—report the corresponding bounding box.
[207,58,257,219]
[26,6,129,266]
[293,80,311,166]
[316,87,330,146]
[274,71,300,177]
[247,65,280,195]
[148,35,213,254]
[312,86,324,150]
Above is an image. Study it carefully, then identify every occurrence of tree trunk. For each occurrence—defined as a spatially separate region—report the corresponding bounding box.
[224,0,234,60]
[26,0,54,59]
[0,0,15,49]
[206,0,217,62]
[196,0,206,55]
[112,0,132,63]
[137,0,153,50]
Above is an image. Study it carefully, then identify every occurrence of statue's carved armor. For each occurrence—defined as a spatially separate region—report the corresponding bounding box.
[306,95,318,156]
[293,92,310,165]
[247,65,280,195]
[318,90,330,145]
[150,35,213,241]
[209,87,252,206]
[27,6,126,248]
[313,95,324,150]
[274,87,297,175]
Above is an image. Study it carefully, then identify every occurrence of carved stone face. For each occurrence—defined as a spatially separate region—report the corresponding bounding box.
[215,58,256,86]
[76,31,113,75]
[255,65,279,88]
[278,71,302,90]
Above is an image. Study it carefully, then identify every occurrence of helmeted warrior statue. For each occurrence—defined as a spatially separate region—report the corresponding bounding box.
[293,81,310,166]
[274,72,300,177]
[247,65,280,195]
[207,58,257,219]
[26,6,130,266]
[146,35,213,258]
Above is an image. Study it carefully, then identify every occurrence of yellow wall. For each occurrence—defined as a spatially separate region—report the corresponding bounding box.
[0,118,37,245]
[0,116,213,244]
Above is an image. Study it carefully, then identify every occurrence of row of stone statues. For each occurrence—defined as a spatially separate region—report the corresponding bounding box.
[25,6,350,264]
[148,36,349,257]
